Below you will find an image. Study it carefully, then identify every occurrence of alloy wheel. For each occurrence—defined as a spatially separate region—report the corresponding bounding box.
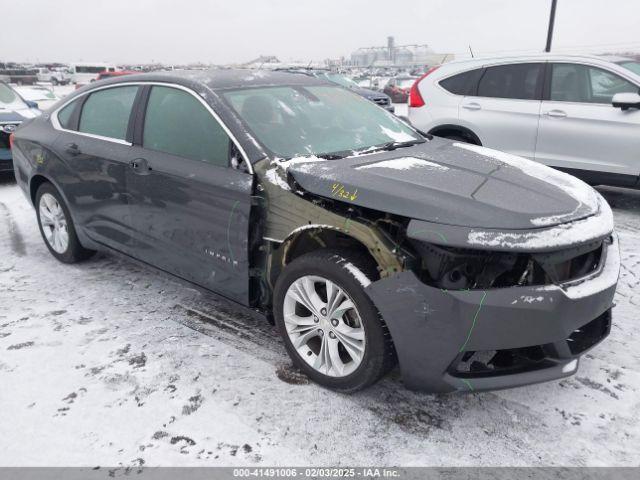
[283,275,366,377]
[39,193,69,254]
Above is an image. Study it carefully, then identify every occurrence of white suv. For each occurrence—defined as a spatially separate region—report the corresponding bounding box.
[408,54,640,188]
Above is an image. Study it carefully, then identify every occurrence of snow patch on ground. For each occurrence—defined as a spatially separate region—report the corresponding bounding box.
[356,157,449,172]
[1,179,640,467]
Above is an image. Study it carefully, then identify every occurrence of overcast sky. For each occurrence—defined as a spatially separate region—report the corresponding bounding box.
[3,0,640,65]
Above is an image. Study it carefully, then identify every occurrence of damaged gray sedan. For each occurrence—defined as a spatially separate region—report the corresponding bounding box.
[11,70,619,393]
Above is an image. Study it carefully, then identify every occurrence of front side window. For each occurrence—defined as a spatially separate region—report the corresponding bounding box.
[79,86,138,140]
[550,63,638,103]
[57,100,78,129]
[223,85,422,159]
[477,63,543,100]
[143,86,231,166]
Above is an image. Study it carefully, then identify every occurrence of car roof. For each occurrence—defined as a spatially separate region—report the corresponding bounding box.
[442,52,630,69]
[84,69,329,92]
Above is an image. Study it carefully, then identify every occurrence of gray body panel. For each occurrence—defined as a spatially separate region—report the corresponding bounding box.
[288,136,597,229]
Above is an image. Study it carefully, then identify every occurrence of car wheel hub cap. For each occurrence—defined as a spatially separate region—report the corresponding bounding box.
[39,193,69,254]
[283,275,365,377]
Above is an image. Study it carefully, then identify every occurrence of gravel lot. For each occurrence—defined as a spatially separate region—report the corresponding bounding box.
[1,173,639,467]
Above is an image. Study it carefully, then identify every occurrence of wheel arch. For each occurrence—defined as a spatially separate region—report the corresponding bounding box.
[428,124,482,145]
[273,226,382,286]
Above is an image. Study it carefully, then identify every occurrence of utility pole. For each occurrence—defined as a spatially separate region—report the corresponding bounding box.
[545,0,558,52]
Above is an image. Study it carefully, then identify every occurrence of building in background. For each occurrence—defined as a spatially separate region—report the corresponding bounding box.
[350,36,453,68]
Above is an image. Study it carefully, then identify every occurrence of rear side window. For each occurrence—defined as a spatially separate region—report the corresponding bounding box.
[440,69,483,95]
[79,86,138,140]
[57,100,78,130]
[143,86,230,167]
[550,63,639,103]
[477,63,543,100]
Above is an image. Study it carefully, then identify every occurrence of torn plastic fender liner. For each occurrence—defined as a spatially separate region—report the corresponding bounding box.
[364,236,619,393]
[255,159,404,276]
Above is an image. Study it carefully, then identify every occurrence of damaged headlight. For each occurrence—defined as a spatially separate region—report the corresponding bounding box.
[411,239,604,290]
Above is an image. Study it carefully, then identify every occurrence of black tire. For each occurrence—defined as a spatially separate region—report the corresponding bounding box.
[273,249,396,392]
[35,182,95,263]
[51,77,59,86]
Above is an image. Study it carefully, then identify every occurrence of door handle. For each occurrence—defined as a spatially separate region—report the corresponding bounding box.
[462,102,481,111]
[129,158,151,174]
[545,110,567,118]
[65,143,80,156]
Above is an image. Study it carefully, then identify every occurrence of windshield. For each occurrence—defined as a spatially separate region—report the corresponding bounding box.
[0,83,28,110]
[224,85,422,159]
[321,73,359,89]
[617,61,640,76]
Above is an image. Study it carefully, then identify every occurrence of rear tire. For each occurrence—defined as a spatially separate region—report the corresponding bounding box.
[35,183,95,263]
[273,249,396,392]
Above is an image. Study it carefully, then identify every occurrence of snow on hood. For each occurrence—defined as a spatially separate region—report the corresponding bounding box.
[355,157,449,172]
[452,143,600,227]
[467,194,613,250]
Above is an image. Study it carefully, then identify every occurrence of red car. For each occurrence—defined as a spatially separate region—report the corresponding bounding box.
[383,76,418,103]
[96,70,137,81]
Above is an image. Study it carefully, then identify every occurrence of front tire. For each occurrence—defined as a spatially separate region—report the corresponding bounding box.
[35,183,95,263]
[273,249,396,392]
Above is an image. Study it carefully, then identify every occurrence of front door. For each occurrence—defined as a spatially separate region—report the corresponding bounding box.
[535,62,640,179]
[126,85,253,304]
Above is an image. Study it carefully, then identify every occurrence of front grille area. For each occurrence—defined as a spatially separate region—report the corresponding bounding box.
[567,311,612,355]
[449,310,612,378]
[414,237,607,290]
[372,97,390,106]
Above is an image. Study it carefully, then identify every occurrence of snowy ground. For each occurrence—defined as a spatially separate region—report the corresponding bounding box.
[1,173,639,468]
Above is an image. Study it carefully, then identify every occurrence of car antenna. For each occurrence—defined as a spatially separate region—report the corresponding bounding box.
[468,45,475,58]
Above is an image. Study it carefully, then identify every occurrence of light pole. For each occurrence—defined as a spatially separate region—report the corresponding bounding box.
[545,0,558,52]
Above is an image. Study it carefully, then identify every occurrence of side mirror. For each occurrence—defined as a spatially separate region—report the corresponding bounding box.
[25,100,39,109]
[612,92,640,111]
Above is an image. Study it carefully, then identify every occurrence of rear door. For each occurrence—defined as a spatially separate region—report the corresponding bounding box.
[535,62,640,180]
[126,84,253,304]
[459,62,544,160]
[52,85,140,254]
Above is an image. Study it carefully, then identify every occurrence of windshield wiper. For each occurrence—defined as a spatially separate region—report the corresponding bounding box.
[316,151,349,160]
[377,139,426,151]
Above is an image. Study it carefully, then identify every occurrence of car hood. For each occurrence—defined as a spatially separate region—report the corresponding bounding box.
[0,107,40,123]
[285,139,601,230]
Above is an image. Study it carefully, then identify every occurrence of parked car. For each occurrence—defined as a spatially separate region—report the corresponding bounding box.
[408,54,640,188]
[384,76,418,103]
[12,71,619,393]
[69,62,117,84]
[0,67,38,85]
[0,81,40,172]
[277,68,394,112]
[14,85,62,110]
[36,67,70,85]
